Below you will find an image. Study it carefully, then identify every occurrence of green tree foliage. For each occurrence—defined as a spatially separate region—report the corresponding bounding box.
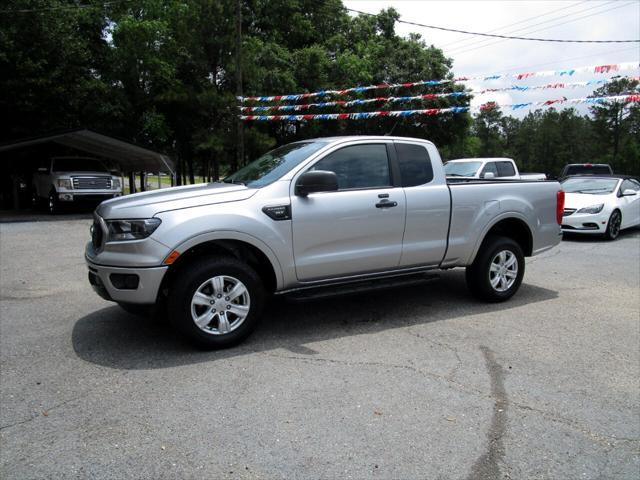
[0,2,637,181]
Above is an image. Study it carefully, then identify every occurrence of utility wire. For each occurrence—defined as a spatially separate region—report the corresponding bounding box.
[447,0,619,54]
[449,1,637,55]
[346,7,639,43]
[0,1,130,14]
[441,0,589,49]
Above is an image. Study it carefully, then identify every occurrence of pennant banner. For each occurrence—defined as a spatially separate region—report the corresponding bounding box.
[240,94,639,121]
[238,62,639,103]
[239,77,640,112]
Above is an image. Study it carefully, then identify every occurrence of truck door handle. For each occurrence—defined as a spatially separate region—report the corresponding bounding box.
[375,200,398,209]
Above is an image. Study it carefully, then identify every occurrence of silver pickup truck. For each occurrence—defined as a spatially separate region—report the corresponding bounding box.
[86,136,564,348]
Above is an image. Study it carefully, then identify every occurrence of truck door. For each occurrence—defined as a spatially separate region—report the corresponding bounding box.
[394,141,451,267]
[290,142,406,281]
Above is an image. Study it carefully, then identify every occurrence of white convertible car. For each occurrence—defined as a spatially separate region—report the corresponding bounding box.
[561,175,640,240]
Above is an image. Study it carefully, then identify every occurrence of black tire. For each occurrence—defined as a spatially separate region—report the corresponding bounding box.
[117,302,155,317]
[466,235,525,302]
[48,189,59,214]
[604,210,621,240]
[167,256,265,349]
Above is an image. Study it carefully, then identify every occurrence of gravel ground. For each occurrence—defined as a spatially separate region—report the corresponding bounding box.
[1,219,639,479]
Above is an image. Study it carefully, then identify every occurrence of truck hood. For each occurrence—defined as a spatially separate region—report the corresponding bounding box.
[97,182,256,219]
[564,192,613,209]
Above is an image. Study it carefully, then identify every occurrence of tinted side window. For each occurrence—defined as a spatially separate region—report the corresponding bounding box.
[312,144,391,190]
[481,162,498,177]
[496,161,516,177]
[395,143,434,187]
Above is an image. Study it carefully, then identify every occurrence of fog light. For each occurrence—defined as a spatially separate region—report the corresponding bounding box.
[109,273,140,290]
[58,193,74,201]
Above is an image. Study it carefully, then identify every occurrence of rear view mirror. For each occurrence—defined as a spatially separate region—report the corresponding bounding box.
[37,167,48,173]
[295,170,339,196]
[622,189,637,196]
[483,172,496,179]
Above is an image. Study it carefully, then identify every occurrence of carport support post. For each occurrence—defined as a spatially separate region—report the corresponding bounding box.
[128,172,136,194]
[139,172,145,192]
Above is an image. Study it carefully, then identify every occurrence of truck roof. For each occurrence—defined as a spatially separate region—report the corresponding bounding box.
[295,135,436,146]
[448,157,514,162]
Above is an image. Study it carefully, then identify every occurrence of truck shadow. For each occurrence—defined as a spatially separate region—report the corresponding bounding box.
[72,270,558,370]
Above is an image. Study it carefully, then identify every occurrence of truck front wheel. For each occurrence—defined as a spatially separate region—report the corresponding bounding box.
[168,256,265,349]
[465,235,525,302]
[48,189,59,214]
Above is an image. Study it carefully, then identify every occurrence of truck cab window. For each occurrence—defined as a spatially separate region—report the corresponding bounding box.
[496,161,516,177]
[311,144,391,190]
[481,162,498,178]
[395,143,433,187]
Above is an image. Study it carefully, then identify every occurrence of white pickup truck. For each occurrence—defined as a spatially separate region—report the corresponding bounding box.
[33,156,123,214]
[445,157,546,181]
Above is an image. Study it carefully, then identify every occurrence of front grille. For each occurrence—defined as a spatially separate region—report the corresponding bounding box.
[73,176,111,190]
[563,208,577,216]
[91,218,104,250]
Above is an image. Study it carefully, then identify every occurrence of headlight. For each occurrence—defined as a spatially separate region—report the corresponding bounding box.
[106,218,161,241]
[57,179,72,189]
[112,178,121,190]
[577,204,604,214]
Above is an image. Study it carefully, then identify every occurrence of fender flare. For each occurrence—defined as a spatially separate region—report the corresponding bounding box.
[169,230,284,290]
[467,211,534,265]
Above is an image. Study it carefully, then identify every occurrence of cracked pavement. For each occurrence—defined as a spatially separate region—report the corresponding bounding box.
[1,219,639,479]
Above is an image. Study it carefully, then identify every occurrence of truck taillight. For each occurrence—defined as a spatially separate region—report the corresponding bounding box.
[556,190,565,225]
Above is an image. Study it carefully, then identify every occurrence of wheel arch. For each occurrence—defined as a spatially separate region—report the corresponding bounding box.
[159,233,283,298]
[469,214,533,264]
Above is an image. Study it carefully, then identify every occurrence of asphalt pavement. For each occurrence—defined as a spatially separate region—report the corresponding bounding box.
[1,219,638,479]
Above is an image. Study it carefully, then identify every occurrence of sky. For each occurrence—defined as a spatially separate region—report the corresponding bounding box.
[342,0,640,116]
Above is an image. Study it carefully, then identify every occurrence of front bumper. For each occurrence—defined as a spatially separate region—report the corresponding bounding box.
[58,192,121,202]
[561,210,609,234]
[86,259,168,304]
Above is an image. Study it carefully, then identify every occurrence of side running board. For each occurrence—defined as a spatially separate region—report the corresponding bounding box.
[283,271,440,302]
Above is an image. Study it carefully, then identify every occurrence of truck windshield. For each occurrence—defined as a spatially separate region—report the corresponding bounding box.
[444,161,482,177]
[52,158,108,172]
[561,177,619,194]
[224,141,328,188]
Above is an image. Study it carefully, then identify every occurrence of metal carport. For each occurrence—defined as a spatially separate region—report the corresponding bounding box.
[0,129,175,209]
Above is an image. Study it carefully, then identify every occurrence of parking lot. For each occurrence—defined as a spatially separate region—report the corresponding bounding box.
[1,218,638,479]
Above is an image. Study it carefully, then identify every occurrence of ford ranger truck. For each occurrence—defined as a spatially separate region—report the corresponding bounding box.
[33,156,122,214]
[86,136,564,348]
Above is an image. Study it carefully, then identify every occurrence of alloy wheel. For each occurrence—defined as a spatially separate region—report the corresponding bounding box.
[489,250,518,292]
[190,275,251,335]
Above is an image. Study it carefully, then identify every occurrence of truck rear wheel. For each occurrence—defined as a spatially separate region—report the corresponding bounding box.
[465,235,525,302]
[168,256,265,349]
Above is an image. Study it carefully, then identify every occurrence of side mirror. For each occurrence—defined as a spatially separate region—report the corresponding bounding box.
[482,172,496,179]
[622,189,637,196]
[295,170,339,196]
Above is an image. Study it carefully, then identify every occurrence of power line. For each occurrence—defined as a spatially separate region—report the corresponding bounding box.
[346,7,639,43]
[447,0,620,54]
[440,0,589,49]
[0,1,130,14]
[449,1,637,56]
